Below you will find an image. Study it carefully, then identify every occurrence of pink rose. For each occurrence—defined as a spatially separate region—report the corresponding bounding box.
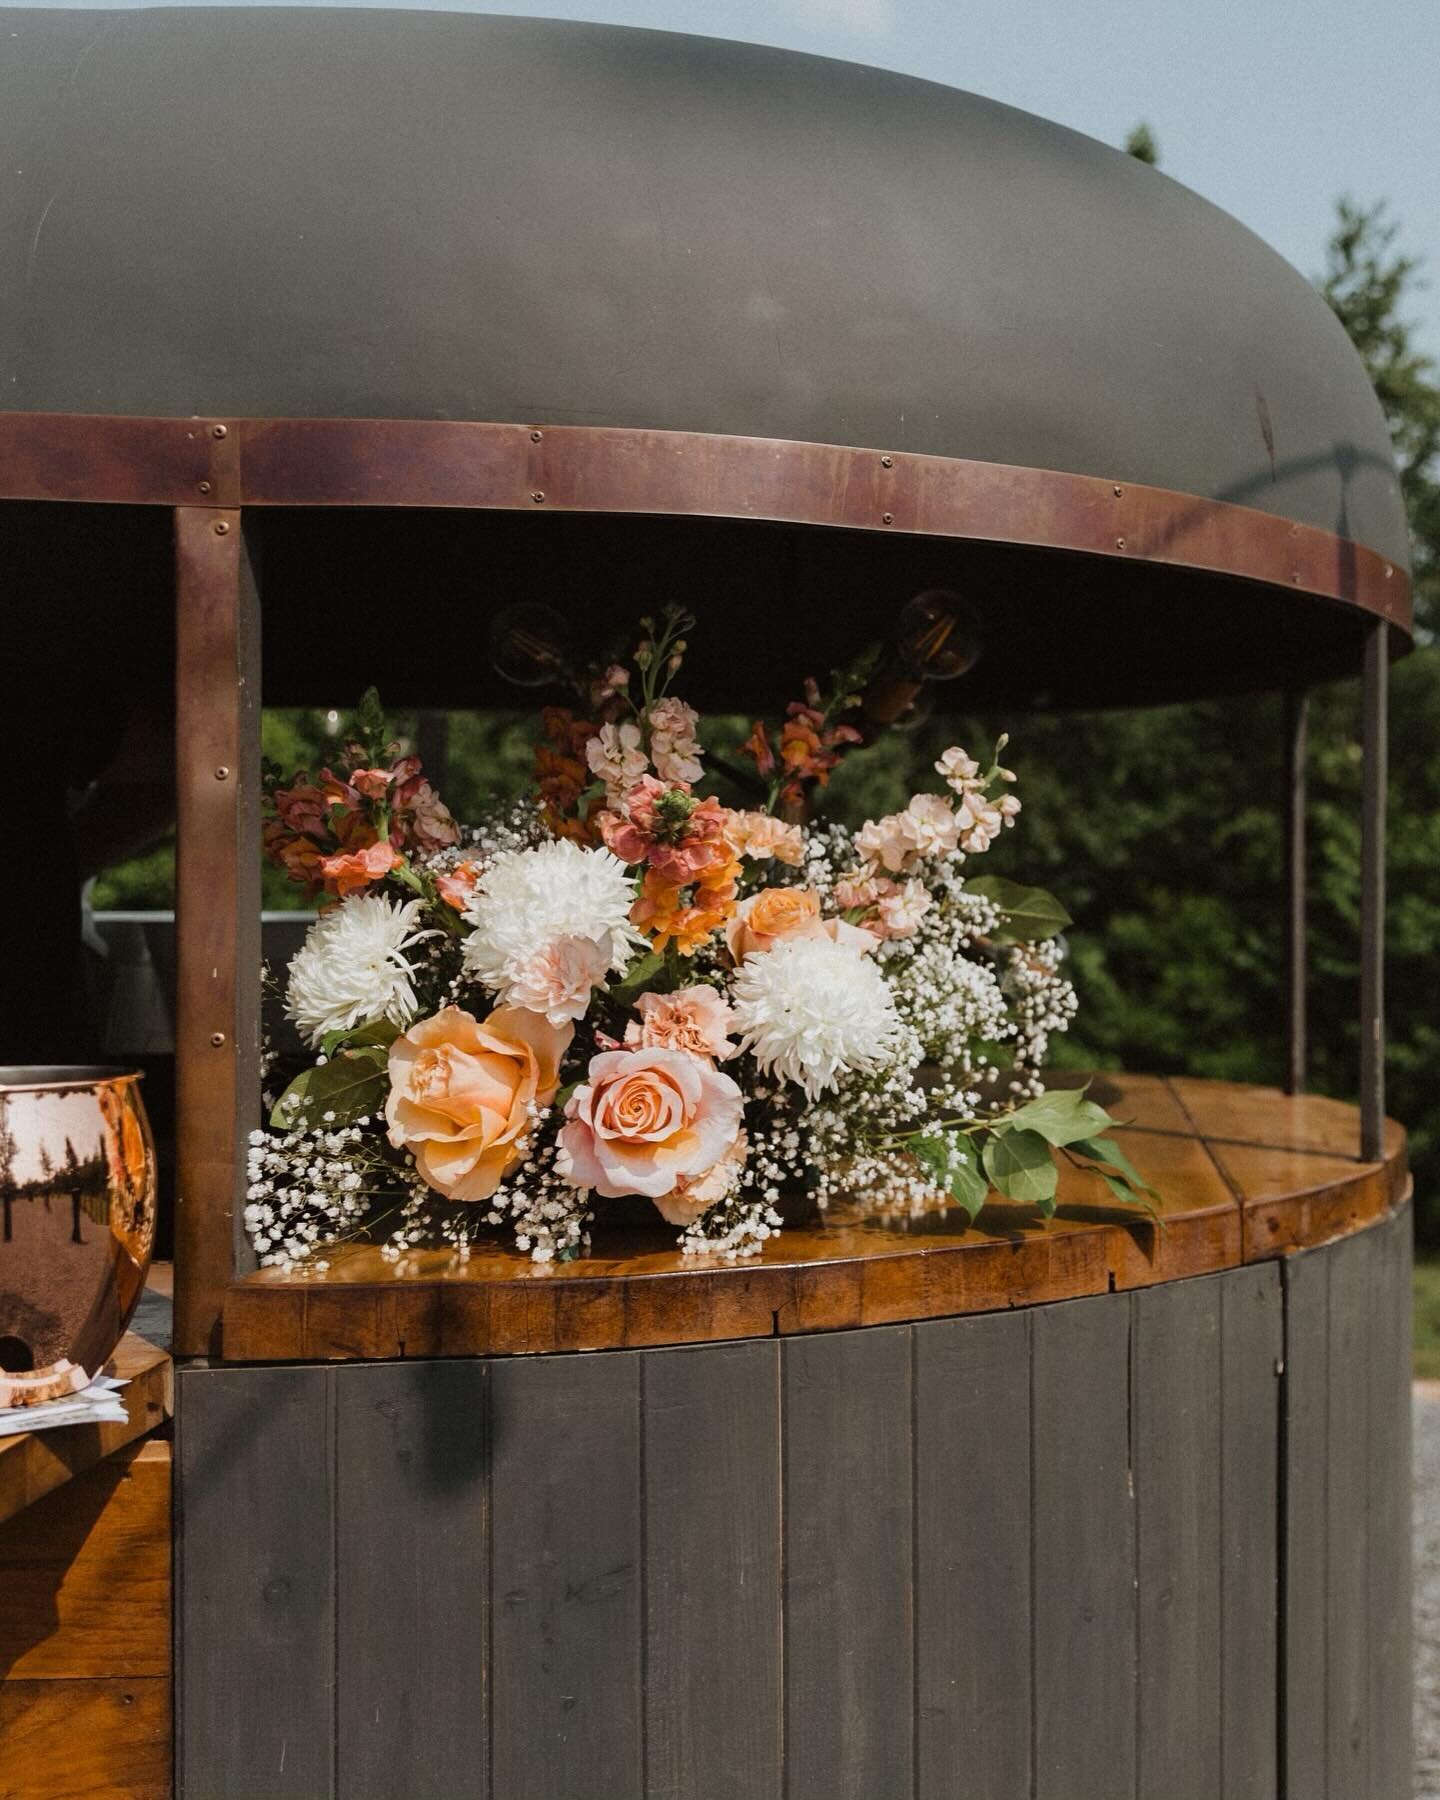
[556,1047,743,1199]
[624,985,737,1060]
[653,1129,748,1227]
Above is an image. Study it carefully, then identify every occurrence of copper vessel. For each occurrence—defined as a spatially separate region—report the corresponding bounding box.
[0,1067,157,1378]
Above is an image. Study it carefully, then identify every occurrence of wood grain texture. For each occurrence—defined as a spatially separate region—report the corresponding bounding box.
[1281,1239,1329,1800]
[222,1079,1407,1363]
[0,1675,170,1799]
[1030,1293,1135,1800]
[0,1334,170,1527]
[0,1440,169,1681]
[1133,1277,1222,1800]
[1366,1204,1413,1800]
[914,1311,1030,1800]
[176,1364,334,1800]
[642,1341,782,1800]
[1324,1225,1372,1798]
[334,1361,489,1799]
[490,1354,642,1800]
[783,1325,912,1800]
[1219,1262,1282,1800]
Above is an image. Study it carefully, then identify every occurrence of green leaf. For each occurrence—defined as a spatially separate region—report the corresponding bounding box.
[1005,1086,1115,1147]
[1069,1135,1161,1201]
[609,950,668,1009]
[553,1080,580,1112]
[910,1132,989,1222]
[1095,1167,1155,1211]
[963,876,1072,943]
[982,1128,1059,1212]
[271,1045,389,1130]
[970,1038,1016,1071]
[318,1016,402,1059]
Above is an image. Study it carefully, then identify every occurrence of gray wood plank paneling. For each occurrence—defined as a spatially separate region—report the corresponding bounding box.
[1367,1205,1414,1800]
[1220,1260,1282,1800]
[334,1361,489,1799]
[1133,1277,1222,1800]
[915,1311,1031,1800]
[490,1352,643,1800]
[643,1339,782,1800]
[1282,1242,1329,1800]
[1325,1226,1373,1798]
[784,1324,913,1800]
[1031,1292,1135,1800]
[176,1364,335,1800]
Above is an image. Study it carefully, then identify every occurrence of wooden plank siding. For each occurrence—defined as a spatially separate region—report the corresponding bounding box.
[174,1202,1410,1800]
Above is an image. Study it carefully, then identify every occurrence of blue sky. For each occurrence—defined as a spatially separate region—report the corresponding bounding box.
[18,0,1440,352]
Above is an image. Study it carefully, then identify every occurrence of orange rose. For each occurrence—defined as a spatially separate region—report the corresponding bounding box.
[725,886,827,961]
[386,1005,573,1202]
[725,886,878,962]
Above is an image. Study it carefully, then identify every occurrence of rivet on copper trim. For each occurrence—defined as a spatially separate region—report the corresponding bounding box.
[210,1032,226,1048]
[215,766,230,781]
[881,455,893,468]
[1386,565,1394,579]
[213,520,230,536]
[531,491,545,503]
[197,481,212,495]
[1115,536,1126,550]
[1113,485,1123,497]
[211,424,228,439]
[530,430,543,443]
[882,512,894,525]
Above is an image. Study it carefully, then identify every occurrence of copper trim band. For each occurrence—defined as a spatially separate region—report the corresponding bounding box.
[0,411,1413,633]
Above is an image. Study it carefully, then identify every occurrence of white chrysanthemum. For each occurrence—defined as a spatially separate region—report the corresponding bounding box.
[731,936,904,1100]
[462,839,643,1024]
[285,894,431,1048]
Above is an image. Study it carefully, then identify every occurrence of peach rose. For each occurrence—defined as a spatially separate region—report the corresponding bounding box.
[556,1047,743,1200]
[725,887,876,961]
[386,1004,573,1202]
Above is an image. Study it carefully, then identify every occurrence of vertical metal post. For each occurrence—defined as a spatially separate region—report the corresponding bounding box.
[1360,621,1388,1162]
[1282,689,1308,1095]
[173,506,261,1358]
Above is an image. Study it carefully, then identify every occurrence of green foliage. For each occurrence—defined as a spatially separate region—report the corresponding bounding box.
[271,1042,390,1130]
[981,1128,1058,1212]
[1320,199,1440,632]
[963,875,1071,943]
[1124,122,1160,166]
[911,1132,988,1220]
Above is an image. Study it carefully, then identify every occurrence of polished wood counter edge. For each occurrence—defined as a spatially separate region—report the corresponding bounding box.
[221,1075,1409,1363]
[0,1331,172,1528]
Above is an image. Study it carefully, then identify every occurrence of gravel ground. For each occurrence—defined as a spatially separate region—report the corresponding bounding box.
[1416,1388,1440,1796]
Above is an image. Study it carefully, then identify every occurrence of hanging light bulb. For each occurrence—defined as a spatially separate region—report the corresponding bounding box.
[487,603,574,689]
[861,589,982,727]
[895,589,982,681]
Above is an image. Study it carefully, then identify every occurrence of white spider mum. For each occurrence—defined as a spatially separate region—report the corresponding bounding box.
[461,839,643,1025]
[730,936,904,1100]
[285,894,431,1048]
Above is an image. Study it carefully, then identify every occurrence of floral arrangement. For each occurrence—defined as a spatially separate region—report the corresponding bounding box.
[248,610,1155,1270]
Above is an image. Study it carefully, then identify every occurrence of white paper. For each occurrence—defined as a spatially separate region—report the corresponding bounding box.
[0,1374,131,1437]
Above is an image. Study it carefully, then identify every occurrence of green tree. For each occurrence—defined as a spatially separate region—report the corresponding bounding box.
[1124,121,1160,166]
[1319,198,1440,632]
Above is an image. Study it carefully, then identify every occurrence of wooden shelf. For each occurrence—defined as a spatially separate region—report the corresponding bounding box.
[221,1075,1409,1364]
[0,1327,172,1529]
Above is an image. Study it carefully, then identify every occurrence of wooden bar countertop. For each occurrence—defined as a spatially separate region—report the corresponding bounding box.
[222,1075,1409,1365]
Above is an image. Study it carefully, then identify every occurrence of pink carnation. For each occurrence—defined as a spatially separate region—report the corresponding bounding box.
[624,985,738,1061]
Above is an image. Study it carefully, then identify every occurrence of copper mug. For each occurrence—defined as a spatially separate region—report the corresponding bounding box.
[0,1067,157,1384]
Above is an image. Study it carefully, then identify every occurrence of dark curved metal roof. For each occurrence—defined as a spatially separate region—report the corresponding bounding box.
[0,6,1409,574]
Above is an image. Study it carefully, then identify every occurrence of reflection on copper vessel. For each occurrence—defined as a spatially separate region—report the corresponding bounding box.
[0,1067,157,1377]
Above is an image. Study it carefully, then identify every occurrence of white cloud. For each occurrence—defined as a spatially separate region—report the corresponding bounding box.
[779,0,897,38]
